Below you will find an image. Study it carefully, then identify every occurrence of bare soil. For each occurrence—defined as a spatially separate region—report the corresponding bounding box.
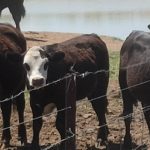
[0,32,149,150]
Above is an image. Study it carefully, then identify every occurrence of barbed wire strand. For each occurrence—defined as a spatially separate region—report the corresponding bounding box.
[1,80,150,150]
[1,101,149,149]
[1,53,150,104]
[0,74,73,103]
[1,75,150,142]
[1,106,71,131]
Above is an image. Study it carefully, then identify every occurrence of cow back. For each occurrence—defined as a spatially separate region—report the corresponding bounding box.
[42,34,109,100]
[0,23,26,95]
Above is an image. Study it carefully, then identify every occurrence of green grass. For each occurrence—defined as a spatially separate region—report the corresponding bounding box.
[111,36,123,42]
[109,51,120,80]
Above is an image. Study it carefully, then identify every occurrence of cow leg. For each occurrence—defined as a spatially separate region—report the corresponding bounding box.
[8,7,21,31]
[55,102,66,149]
[88,72,109,145]
[30,103,44,150]
[119,70,134,149]
[0,101,12,148]
[15,93,27,145]
[90,95,109,145]
[122,95,133,149]
[141,102,150,133]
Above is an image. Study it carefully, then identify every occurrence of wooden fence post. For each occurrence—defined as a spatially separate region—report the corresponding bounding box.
[65,74,76,150]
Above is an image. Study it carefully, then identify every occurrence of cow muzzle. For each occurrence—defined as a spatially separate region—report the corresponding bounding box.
[32,77,45,88]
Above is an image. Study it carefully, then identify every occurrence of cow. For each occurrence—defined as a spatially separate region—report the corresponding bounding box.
[0,0,25,31]
[23,33,109,149]
[0,23,27,149]
[119,31,150,148]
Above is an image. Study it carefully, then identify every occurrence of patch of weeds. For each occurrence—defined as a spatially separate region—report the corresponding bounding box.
[109,51,120,80]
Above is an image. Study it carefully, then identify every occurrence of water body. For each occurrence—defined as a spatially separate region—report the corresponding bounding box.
[1,0,150,40]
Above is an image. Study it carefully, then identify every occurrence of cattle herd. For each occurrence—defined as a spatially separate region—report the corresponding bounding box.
[0,1,150,150]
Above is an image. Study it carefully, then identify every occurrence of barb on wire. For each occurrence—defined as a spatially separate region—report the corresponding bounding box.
[79,69,109,78]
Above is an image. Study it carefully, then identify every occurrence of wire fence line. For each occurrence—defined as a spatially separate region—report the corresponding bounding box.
[51,107,149,150]
[0,61,150,149]
[1,54,150,104]
[1,69,150,130]
[1,53,150,104]
[41,111,150,150]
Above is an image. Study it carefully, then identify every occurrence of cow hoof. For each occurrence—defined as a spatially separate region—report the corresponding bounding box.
[18,137,27,146]
[21,138,27,146]
[95,139,108,149]
[31,143,41,150]
[96,138,108,146]
[21,139,27,146]
[123,135,132,149]
[101,140,109,146]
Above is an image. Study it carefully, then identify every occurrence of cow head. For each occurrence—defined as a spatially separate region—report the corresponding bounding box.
[23,46,65,88]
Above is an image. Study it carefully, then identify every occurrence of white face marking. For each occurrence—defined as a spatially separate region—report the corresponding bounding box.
[23,46,49,88]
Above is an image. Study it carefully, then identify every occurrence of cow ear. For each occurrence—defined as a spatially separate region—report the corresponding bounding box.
[39,49,48,59]
[50,51,65,62]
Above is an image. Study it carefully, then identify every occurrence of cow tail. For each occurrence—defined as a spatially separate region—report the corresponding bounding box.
[20,5,26,18]
[119,69,138,106]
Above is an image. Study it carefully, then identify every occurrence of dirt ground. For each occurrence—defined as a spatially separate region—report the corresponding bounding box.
[0,32,150,150]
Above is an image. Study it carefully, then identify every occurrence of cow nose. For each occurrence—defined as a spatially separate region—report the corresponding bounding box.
[32,78,44,87]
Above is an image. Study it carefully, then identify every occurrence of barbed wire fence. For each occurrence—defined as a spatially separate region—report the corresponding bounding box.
[0,60,150,149]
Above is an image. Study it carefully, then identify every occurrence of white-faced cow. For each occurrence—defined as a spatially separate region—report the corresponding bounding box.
[0,0,25,31]
[0,23,27,149]
[119,31,150,148]
[24,33,109,149]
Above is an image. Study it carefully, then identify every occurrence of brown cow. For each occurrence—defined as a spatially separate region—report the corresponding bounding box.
[0,0,25,31]
[119,31,150,149]
[0,23,27,149]
[24,33,109,149]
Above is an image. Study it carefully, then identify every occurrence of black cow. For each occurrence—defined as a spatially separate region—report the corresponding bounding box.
[119,31,150,148]
[0,23,27,149]
[23,33,109,149]
[0,0,25,31]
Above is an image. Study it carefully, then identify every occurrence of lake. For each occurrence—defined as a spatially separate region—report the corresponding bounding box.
[1,0,150,40]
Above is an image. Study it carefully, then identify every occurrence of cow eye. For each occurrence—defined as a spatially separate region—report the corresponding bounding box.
[24,63,30,71]
[44,62,48,70]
